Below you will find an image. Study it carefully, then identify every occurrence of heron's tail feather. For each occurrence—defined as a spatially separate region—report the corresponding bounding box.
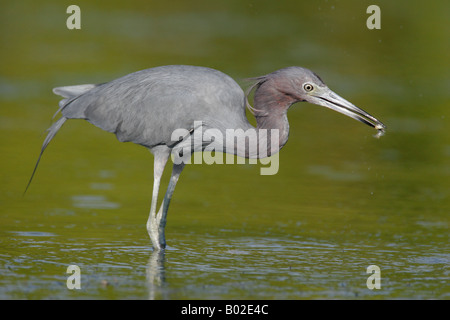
[24,117,67,194]
[52,84,97,118]
[25,84,98,194]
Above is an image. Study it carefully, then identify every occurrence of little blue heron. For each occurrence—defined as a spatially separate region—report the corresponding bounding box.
[26,65,385,251]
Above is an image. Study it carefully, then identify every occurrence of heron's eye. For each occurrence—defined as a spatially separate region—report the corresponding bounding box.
[303,83,314,92]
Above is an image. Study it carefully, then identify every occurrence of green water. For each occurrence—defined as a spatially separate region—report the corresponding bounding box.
[1,0,449,299]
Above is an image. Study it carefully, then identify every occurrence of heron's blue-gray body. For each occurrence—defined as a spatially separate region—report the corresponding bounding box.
[60,65,252,149]
[28,64,385,251]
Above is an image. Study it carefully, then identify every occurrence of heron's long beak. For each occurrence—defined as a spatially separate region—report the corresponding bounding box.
[309,88,386,138]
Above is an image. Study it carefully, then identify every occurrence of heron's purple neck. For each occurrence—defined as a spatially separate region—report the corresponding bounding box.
[228,82,297,159]
[252,82,297,154]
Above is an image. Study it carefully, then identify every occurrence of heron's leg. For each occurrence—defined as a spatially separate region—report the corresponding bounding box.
[147,148,170,250]
[153,162,185,250]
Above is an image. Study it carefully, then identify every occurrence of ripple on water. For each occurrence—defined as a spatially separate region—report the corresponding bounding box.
[71,195,120,209]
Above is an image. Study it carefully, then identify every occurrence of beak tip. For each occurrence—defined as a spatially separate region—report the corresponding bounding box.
[374,124,386,139]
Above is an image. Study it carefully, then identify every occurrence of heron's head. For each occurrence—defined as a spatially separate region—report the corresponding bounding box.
[247,66,386,137]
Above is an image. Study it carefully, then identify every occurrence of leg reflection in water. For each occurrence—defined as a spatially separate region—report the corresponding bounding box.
[146,250,167,300]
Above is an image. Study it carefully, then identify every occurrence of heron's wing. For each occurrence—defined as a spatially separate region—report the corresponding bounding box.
[61,82,197,148]
[59,66,248,149]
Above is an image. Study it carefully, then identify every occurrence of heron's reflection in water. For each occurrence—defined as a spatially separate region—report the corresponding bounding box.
[146,250,167,300]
